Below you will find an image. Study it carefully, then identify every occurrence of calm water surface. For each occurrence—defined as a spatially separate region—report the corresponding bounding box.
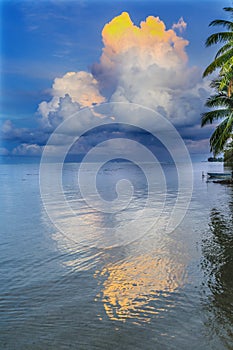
[0,161,233,349]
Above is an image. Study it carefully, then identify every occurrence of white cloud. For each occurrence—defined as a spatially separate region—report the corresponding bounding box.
[2,120,14,134]
[92,12,209,127]
[0,147,9,156]
[172,17,187,33]
[185,138,211,155]
[12,143,43,156]
[16,12,211,156]
[52,71,105,106]
[38,71,106,128]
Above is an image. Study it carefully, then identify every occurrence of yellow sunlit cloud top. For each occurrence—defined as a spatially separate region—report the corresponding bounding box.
[102,12,189,66]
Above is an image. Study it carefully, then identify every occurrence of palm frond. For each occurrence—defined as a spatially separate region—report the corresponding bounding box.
[209,79,221,90]
[219,73,233,91]
[219,56,233,73]
[202,6,233,155]
[209,78,229,93]
[215,42,233,58]
[201,109,227,126]
[223,7,233,13]
[203,48,233,76]
[205,94,232,108]
[210,119,228,155]
[205,32,233,47]
[210,116,233,155]
[209,19,233,31]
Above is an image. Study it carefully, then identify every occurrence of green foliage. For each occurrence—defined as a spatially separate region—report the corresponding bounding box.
[201,6,233,156]
[224,140,233,163]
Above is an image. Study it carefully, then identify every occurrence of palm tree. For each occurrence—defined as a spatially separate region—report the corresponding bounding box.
[202,6,233,156]
[203,6,233,97]
[224,139,233,163]
[201,80,233,155]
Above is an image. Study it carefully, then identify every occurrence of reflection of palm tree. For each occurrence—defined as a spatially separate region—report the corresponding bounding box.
[202,206,233,344]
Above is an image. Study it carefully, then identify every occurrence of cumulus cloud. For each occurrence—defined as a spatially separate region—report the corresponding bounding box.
[92,12,210,128]
[4,12,212,156]
[101,12,189,66]
[92,12,189,94]
[38,71,105,128]
[52,71,105,106]
[1,120,49,145]
[172,17,187,33]
[12,143,43,156]
[37,12,209,132]
[185,139,211,155]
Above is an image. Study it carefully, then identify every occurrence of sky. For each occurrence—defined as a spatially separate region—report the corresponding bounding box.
[0,0,231,161]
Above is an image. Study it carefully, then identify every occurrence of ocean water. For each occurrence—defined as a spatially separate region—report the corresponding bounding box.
[0,160,233,349]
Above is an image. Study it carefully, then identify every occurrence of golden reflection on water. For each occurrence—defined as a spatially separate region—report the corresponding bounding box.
[46,206,187,323]
[42,169,188,323]
[95,252,186,323]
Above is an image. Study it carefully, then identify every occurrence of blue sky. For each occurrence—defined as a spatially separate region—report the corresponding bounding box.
[0,0,231,160]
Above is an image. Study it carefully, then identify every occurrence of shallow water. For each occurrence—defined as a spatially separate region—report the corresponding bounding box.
[0,160,233,349]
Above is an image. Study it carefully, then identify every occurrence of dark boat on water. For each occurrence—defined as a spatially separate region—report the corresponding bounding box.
[207,172,232,179]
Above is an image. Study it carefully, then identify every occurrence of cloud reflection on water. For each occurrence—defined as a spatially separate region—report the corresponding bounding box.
[94,247,186,323]
[43,162,188,324]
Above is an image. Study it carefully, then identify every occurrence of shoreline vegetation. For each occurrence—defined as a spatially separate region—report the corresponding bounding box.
[213,178,233,185]
[201,6,233,165]
[208,157,223,162]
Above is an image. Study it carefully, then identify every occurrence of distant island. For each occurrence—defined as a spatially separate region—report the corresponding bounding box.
[208,157,223,162]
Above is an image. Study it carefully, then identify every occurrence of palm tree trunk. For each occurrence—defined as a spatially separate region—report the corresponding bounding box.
[227,78,233,97]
